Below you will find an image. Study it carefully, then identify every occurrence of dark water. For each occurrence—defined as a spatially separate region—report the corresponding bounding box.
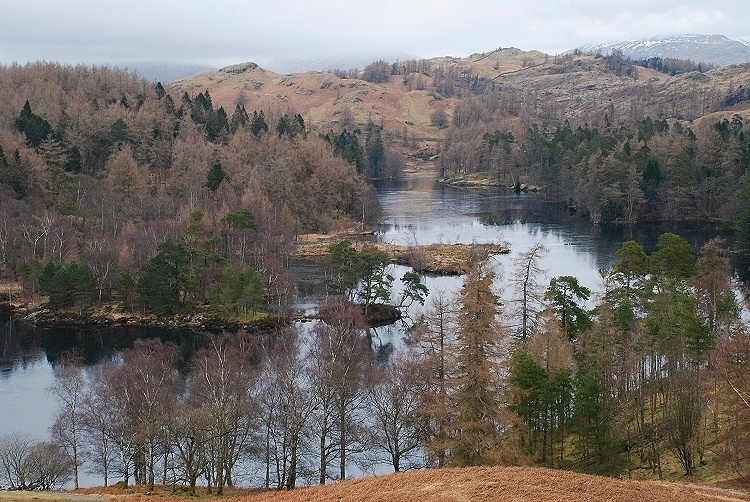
[0,171,728,481]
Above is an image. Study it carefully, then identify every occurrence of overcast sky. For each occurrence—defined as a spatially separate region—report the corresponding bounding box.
[2,0,749,72]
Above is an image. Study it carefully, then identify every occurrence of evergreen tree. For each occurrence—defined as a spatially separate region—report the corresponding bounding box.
[107,118,129,150]
[15,100,52,148]
[365,122,385,178]
[63,146,82,174]
[0,149,29,198]
[137,239,193,315]
[206,161,229,192]
[230,104,249,132]
[250,111,268,137]
[642,155,663,202]
[649,232,695,281]
[545,276,592,341]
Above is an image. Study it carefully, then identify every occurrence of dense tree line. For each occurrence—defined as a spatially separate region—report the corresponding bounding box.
[0,63,378,318]
[6,234,748,491]
[439,114,750,230]
[350,53,749,236]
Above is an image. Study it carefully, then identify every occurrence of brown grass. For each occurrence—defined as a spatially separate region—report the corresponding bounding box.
[293,239,509,275]
[234,467,750,502]
[6,466,749,502]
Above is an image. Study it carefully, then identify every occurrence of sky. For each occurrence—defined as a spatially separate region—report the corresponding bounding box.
[2,0,749,73]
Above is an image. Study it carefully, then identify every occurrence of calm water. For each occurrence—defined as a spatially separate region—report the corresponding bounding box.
[0,171,726,485]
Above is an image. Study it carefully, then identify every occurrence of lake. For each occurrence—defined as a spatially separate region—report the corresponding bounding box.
[0,170,728,486]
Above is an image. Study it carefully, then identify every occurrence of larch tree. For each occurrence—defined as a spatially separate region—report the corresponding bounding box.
[412,290,458,467]
[450,262,508,466]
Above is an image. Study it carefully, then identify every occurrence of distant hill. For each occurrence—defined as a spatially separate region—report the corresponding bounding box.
[126,62,215,83]
[577,34,750,67]
[259,51,419,74]
[170,47,750,156]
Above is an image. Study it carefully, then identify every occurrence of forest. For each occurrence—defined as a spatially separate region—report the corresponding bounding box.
[0,62,388,321]
[1,235,749,492]
[362,51,750,234]
[0,58,749,491]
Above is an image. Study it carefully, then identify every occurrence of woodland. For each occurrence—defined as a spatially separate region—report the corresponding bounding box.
[0,53,749,492]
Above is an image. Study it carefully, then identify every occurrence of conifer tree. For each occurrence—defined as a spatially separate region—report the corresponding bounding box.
[450,262,506,466]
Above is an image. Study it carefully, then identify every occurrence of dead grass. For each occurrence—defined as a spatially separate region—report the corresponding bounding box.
[8,466,749,502]
[293,238,509,275]
[237,467,750,502]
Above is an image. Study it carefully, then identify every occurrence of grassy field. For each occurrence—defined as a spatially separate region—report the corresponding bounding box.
[3,466,748,502]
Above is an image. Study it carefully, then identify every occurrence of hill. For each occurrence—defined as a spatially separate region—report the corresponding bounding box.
[169,48,750,153]
[233,467,750,502]
[577,34,750,67]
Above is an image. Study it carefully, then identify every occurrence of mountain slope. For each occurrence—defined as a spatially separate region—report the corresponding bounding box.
[170,48,750,156]
[577,34,750,66]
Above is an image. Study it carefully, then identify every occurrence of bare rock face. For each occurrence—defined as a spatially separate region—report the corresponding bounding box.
[220,62,260,74]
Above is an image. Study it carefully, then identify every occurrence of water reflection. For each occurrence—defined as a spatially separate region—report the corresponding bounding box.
[0,172,733,483]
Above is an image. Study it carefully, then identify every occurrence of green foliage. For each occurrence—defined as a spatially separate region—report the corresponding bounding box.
[508,350,547,456]
[0,146,29,198]
[208,266,264,320]
[482,130,515,154]
[221,208,258,230]
[569,362,628,475]
[399,270,429,308]
[323,129,365,172]
[646,284,710,364]
[326,240,428,319]
[642,155,662,201]
[327,240,362,296]
[189,90,229,141]
[737,172,750,250]
[276,113,305,137]
[613,240,648,290]
[365,124,385,179]
[356,245,393,310]
[649,232,696,280]
[250,110,268,136]
[15,100,51,148]
[230,104,249,132]
[137,239,193,315]
[107,117,129,149]
[38,261,95,309]
[206,161,229,192]
[545,276,592,341]
[63,145,82,174]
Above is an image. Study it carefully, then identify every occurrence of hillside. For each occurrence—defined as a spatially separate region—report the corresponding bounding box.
[169,48,750,155]
[10,467,748,502]
[241,467,749,502]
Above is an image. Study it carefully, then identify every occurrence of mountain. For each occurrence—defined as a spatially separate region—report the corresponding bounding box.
[576,34,750,67]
